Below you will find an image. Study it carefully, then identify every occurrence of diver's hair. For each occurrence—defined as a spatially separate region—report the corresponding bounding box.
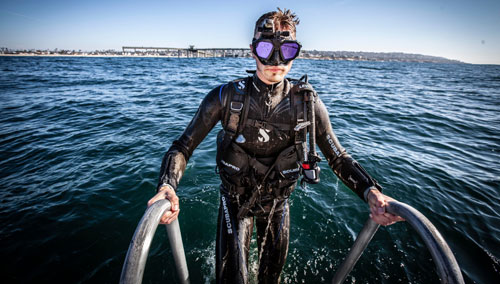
[254,8,300,38]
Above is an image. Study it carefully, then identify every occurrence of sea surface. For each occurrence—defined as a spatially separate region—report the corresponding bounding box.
[0,56,499,284]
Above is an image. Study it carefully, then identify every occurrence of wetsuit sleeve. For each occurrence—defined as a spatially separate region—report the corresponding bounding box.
[157,85,226,191]
[314,96,382,201]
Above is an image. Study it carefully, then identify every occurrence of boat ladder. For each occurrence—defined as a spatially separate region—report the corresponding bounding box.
[120,199,464,284]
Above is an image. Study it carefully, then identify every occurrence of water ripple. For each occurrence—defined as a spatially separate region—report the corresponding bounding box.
[0,57,499,283]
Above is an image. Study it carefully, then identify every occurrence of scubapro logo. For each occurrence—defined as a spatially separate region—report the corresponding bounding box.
[221,160,240,171]
[221,196,233,234]
[238,80,245,90]
[282,167,300,175]
[258,128,271,142]
[326,134,340,156]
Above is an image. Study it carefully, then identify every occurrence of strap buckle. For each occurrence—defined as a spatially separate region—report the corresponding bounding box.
[230,102,243,112]
[294,121,311,131]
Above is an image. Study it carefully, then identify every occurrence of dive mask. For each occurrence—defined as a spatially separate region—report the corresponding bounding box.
[252,18,302,65]
[252,37,302,65]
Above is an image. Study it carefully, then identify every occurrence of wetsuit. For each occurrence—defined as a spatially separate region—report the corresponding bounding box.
[157,74,381,284]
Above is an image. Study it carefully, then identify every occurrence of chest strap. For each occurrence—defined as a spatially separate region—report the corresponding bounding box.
[246,118,293,131]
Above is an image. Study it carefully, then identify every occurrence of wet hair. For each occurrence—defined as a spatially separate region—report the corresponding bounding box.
[253,8,300,38]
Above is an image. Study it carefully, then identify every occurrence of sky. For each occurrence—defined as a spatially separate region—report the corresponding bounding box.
[1,0,499,64]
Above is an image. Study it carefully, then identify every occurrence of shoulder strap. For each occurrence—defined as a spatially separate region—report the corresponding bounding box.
[239,77,252,134]
[222,77,252,139]
[290,80,307,153]
[223,77,252,146]
[290,75,319,165]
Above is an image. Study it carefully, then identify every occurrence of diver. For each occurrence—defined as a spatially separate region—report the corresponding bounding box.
[148,8,403,284]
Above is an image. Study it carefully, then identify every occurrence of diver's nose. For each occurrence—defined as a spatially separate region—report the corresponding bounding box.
[270,50,282,66]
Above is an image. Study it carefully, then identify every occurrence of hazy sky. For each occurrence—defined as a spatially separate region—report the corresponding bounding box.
[1,0,499,64]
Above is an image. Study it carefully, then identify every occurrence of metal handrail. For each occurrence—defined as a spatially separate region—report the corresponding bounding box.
[331,217,380,284]
[332,200,464,284]
[120,199,190,284]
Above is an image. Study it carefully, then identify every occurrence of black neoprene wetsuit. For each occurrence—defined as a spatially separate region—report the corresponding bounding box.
[157,74,381,284]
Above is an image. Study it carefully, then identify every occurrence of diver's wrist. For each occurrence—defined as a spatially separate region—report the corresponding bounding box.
[364,187,375,202]
[158,183,174,192]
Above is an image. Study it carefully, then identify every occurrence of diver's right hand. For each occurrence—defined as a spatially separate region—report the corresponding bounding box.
[147,184,179,224]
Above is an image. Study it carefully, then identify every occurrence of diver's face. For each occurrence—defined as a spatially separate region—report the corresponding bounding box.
[251,28,295,85]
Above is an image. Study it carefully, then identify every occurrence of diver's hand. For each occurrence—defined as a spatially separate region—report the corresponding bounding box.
[367,188,405,226]
[147,184,179,224]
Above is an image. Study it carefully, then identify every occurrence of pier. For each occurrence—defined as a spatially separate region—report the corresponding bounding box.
[122,46,250,58]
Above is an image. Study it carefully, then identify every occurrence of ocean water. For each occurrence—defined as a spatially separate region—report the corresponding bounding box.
[0,56,499,284]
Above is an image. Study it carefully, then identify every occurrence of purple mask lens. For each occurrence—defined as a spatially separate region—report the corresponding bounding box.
[255,41,274,59]
[281,42,299,60]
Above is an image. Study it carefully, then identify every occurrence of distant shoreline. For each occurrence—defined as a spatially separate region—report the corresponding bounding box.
[0,53,466,64]
[0,53,177,58]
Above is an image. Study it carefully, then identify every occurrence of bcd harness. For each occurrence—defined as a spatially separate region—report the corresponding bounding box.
[216,75,322,219]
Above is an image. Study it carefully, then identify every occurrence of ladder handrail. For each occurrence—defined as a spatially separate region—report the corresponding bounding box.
[332,200,464,284]
[120,199,190,284]
[331,217,380,284]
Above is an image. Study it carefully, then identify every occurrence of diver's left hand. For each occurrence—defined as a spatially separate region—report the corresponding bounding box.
[367,188,405,226]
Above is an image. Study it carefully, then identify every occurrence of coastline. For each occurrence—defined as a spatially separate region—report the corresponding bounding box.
[0,53,192,58]
[0,53,465,63]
